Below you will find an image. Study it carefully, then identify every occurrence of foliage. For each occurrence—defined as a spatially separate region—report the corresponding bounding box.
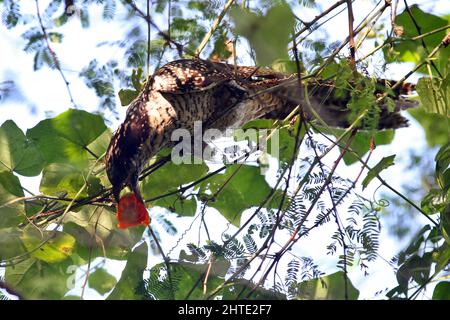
[387,5,450,75]
[362,155,396,190]
[290,271,359,300]
[416,75,450,117]
[386,142,450,299]
[230,2,295,65]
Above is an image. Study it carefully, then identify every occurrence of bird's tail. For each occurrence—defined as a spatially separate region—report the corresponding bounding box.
[259,77,418,130]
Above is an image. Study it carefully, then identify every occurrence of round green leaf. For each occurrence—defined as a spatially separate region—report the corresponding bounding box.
[432,282,450,300]
[40,163,102,198]
[21,227,76,263]
[27,109,107,167]
[0,120,44,176]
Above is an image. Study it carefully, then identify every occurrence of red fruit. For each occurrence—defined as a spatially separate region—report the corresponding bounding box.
[117,193,150,229]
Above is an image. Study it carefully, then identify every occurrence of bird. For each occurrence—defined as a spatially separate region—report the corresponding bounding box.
[105,58,417,229]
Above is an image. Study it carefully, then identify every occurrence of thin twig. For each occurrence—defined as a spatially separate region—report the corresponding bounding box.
[403,0,443,78]
[80,206,103,299]
[146,0,151,75]
[291,0,348,41]
[125,0,191,56]
[35,0,76,107]
[308,122,439,227]
[315,0,391,78]
[377,31,450,99]
[148,227,175,299]
[195,0,235,56]
[347,0,356,70]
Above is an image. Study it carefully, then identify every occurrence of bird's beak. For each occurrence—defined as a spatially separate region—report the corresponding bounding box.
[112,184,122,204]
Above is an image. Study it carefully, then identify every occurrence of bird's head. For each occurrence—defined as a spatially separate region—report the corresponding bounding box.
[105,115,151,229]
[105,125,139,202]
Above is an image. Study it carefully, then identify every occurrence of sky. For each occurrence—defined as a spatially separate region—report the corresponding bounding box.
[0,0,448,300]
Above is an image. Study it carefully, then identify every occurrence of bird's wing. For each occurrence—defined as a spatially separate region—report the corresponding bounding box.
[151,59,236,94]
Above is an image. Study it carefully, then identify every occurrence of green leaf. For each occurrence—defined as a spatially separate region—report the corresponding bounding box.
[199,165,280,226]
[141,161,208,216]
[292,271,359,300]
[88,268,117,295]
[86,129,112,159]
[62,206,144,260]
[40,163,102,198]
[409,108,450,147]
[435,143,450,191]
[271,59,301,74]
[442,204,450,246]
[432,282,450,300]
[86,129,113,186]
[433,242,450,274]
[402,225,430,259]
[5,257,75,299]
[391,5,450,74]
[118,88,139,106]
[362,155,396,190]
[0,170,25,228]
[27,109,107,168]
[0,227,27,260]
[230,3,295,65]
[131,68,144,91]
[3,1,21,29]
[421,188,447,215]
[21,227,76,263]
[107,241,148,300]
[397,254,432,289]
[80,7,90,28]
[416,76,450,117]
[0,120,44,176]
[209,31,233,61]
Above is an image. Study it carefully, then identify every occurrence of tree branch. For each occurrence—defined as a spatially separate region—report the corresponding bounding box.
[35,0,76,108]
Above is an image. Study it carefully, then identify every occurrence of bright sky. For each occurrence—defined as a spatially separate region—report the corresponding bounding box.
[0,0,447,300]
